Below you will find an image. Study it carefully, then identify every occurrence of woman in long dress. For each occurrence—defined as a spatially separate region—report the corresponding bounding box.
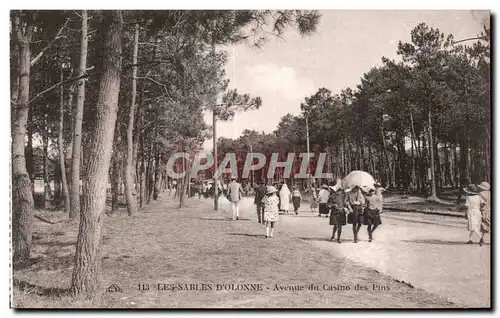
[477,181,490,246]
[463,184,485,245]
[279,183,291,214]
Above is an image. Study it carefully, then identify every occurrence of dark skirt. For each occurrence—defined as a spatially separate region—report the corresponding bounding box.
[363,208,382,226]
[319,203,329,215]
[292,196,301,210]
[329,207,347,226]
[347,205,364,224]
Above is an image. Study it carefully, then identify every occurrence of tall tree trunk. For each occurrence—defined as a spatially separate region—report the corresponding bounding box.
[381,125,391,188]
[409,111,420,191]
[357,139,364,171]
[367,145,374,176]
[433,136,441,193]
[71,10,122,298]
[153,151,161,200]
[146,143,154,204]
[179,169,188,208]
[12,15,35,264]
[417,135,423,192]
[410,136,416,191]
[428,109,437,200]
[110,122,122,215]
[139,128,146,208]
[110,152,121,215]
[124,23,139,216]
[43,116,51,209]
[27,106,34,195]
[484,137,490,182]
[134,106,141,196]
[70,10,89,220]
[59,66,71,213]
[451,145,458,187]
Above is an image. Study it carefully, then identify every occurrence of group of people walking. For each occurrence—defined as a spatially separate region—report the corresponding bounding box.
[218,176,491,245]
[326,183,384,243]
[251,180,384,241]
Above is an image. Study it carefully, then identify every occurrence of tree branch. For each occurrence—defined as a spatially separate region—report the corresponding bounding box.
[28,70,93,105]
[136,76,170,95]
[123,58,174,70]
[452,36,488,45]
[30,18,70,67]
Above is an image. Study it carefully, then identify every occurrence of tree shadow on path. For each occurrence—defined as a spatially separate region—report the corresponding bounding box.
[402,239,490,246]
[13,278,70,297]
[227,233,266,238]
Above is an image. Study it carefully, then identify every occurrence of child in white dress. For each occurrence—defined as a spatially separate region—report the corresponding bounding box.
[262,186,280,238]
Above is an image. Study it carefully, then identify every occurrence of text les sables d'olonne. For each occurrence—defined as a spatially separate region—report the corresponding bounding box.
[137,283,390,292]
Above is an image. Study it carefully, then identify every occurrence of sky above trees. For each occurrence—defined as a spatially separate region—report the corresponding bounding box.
[203,10,489,150]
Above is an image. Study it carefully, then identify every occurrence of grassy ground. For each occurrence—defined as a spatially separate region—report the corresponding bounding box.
[12,195,456,308]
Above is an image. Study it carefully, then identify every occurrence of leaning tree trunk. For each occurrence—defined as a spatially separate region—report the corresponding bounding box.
[71,10,122,298]
[124,23,139,216]
[12,17,35,264]
[70,10,89,221]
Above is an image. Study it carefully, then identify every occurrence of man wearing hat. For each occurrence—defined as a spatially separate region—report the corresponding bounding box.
[254,179,268,224]
[227,176,243,220]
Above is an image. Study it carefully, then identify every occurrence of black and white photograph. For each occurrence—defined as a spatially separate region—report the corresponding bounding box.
[8,8,491,309]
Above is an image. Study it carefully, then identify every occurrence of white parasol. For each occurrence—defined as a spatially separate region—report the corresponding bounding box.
[342,170,376,193]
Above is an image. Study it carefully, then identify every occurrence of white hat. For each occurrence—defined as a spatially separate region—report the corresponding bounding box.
[477,181,490,191]
[266,186,278,194]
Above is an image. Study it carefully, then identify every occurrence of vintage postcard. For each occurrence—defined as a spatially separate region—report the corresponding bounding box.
[10,9,491,309]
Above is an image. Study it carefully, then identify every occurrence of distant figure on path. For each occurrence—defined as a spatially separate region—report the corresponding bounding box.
[291,186,302,215]
[329,187,347,243]
[463,184,484,245]
[254,180,267,224]
[279,182,291,214]
[262,186,280,238]
[477,181,490,246]
[345,185,365,243]
[309,185,318,213]
[227,177,243,220]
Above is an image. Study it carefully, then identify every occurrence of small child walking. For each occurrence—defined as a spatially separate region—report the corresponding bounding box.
[262,186,280,238]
